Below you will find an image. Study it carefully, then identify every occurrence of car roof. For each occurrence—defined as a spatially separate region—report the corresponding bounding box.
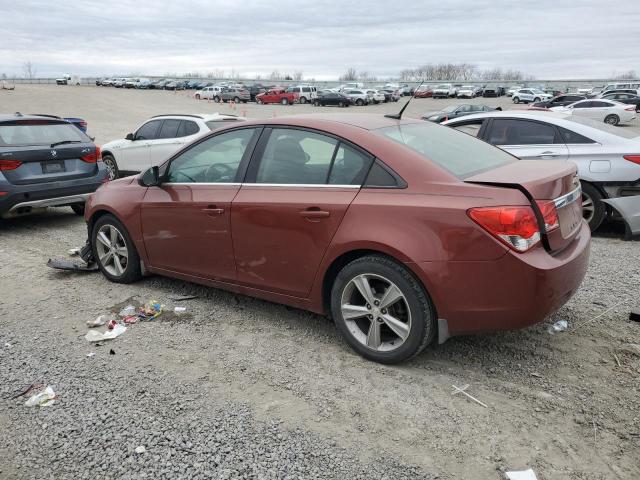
[238,113,423,131]
[0,113,70,123]
[149,113,242,121]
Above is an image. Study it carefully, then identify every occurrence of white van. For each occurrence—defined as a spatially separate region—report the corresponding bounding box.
[285,85,318,104]
[194,85,224,100]
[602,82,640,93]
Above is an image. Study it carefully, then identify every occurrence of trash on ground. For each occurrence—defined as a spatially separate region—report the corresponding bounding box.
[547,319,568,334]
[87,313,115,328]
[451,384,488,408]
[118,305,136,317]
[630,307,640,322]
[107,318,118,330]
[25,386,57,407]
[47,258,99,272]
[174,306,187,314]
[169,295,198,302]
[12,383,44,399]
[123,315,138,324]
[135,445,146,454]
[85,324,126,342]
[109,349,115,355]
[86,352,96,358]
[68,247,80,256]
[4,342,12,348]
[505,469,538,480]
[139,300,163,320]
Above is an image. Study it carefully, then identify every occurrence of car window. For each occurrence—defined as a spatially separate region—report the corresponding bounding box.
[375,122,514,179]
[572,102,591,109]
[256,129,338,184]
[451,121,483,137]
[487,119,557,145]
[157,119,181,139]
[457,105,472,113]
[166,128,257,183]
[591,101,611,107]
[0,121,88,147]
[557,126,595,144]
[135,120,162,140]
[328,143,372,185]
[177,120,200,137]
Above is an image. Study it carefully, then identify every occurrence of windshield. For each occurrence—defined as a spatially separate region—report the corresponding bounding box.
[531,89,545,94]
[462,86,474,89]
[375,122,514,178]
[566,116,639,139]
[441,105,458,113]
[436,84,450,89]
[0,121,88,147]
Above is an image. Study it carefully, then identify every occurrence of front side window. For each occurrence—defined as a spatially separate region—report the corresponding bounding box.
[487,119,557,145]
[135,120,162,140]
[572,102,591,109]
[166,128,257,183]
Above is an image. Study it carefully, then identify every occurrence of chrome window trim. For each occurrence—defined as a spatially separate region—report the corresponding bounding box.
[553,185,582,209]
[163,182,241,186]
[162,182,360,188]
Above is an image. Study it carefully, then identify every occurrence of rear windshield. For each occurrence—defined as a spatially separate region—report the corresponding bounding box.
[0,121,88,147]
[566,116,639,139]
[375,122,515,178]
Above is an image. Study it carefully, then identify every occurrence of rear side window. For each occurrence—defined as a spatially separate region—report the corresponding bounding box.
[0,121,87,147]
[157,119,181,139]
[558,127,595,144]
[135,120,162,140]
[328,143,372,185]
[178,120,200,137]
[451,121,483,137]
[487,119,558,145]
[375,122,514,179]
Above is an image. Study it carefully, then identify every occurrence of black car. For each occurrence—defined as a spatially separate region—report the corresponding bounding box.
[531,94,586,109]
[482,85,505,97]
[313,92,352,107]
[245,84,268,102]
[421,104,501,123]
[0,114,108,218]
[601,92,640,111]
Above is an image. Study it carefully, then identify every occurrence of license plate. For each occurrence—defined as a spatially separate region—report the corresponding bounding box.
[43,161,65,173]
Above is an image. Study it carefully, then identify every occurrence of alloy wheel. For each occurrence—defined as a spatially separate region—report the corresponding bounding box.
[95,224,129,277]
[340,273,411,352]
[103,157,117,180]
[582,192,595,223]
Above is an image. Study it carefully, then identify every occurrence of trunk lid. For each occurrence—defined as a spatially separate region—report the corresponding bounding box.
[465,160,583,253]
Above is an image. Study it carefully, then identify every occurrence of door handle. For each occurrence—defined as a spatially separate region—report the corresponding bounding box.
[299,209,330,219]
[539,151,559,157]
[202,205,224,215]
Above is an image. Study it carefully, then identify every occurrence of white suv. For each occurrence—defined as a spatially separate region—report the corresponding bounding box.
[342,89,370,106]
[194,86,224,100]
[100,113,245,179]
[285,85,317,104]
[512,88,552,104]
[432,84,456,98]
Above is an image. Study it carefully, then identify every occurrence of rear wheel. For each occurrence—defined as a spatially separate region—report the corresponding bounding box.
[233,96,240,103]
[195,94,200,100]
[299,96,307,104]
[314,100,321,106]
[102,154,119,180]
[338,101,345,107]
[356,99,364,106]
[581,182,606,231]
[331,255,436,364]
[281,98,289,105]
[604,114,619,126]
[214,96,220,103]
[513,97,520,104]
[91,214,142,283]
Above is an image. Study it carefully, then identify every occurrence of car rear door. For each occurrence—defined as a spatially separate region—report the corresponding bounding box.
[231,127,373,297]
[140,127,261,281]
[483,118,568,161]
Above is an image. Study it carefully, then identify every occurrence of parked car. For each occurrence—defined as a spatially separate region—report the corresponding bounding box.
[597,89,640,98]
[342,89,370,106]
[99,113,245,179]
[339,82,364,90]
[100,78,115,87]
[600,93,640,111]
[432,84,457,98]
[0,113,107,218]
[601,82,640,94]
[482,85,502,97]
[135,78,151,89]
[124,79,138,89]
[84,114,590,364]
[56,74,80,86]
[255,89,297,105]
[194,85,225,100]
[506,85,524,97]
[456,85,478,98]
[164,80,188,91]
[148,79,169,90]
[218,87,251,103]
[245,84,267,102]
[284,85,317,104]
[379,88,402,102]
[531,94,587,109]
[365,89,386,104]
[414,86,433,98]
[512,89,553,104]
[421,104,501,123]
[312,91,352,107]
[95,78,104,86]
[443,110,640,231]
[113,78,127,88]
[550,99,636,126]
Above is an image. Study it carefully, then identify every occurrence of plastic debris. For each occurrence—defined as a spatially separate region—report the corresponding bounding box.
[452,384,488,408]
[85,324,127,342]
[505,469,538,480]
[135,445,146,454]
[174,306,187,315]
[47,258,99,272]
[123,315,139,324]
[87,313,115,328]
[4,342,12,348]
[547,319,568,334]
[68,247,80,256]
[25,386,57,407]
[109,349,116,355]
[86,352,96,358]
[139,300,163,320]
[118,305,136,317]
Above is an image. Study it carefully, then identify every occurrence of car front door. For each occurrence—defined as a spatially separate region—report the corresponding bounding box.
[148,119,187,167]
[140,127,261,281]
[121,119,162,172]
[483,118,568,161]
[231,127,373,297]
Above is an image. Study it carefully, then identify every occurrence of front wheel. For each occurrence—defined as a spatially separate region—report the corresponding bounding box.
[213,96,220,103]
[299,97,307,104]
[513,97,520,104]
[256,98,263,104]
[356,99,364,106]
[533,97,540,102]
[604,114,619,126]
[338,101,345,107]
[581,182,606,231]
[233,96,240,103]
[102,154,119,180]
[281,98,289,105]
[331,255,436,364]
[91,214,142,283]
[71,204,85,216]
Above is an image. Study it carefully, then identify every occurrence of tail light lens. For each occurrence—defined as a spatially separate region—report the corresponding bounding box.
[536,200,560,231]
[81,146,101,163]
[625,106,635,111]
[623,155,640,165]
[0,159,22,171]
[468,206,541,252]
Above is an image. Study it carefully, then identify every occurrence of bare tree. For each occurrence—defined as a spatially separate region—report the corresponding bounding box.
[293,70,304,81]
[339,67,358,81]
[268,70,281,81]
[613,70,638,80]
[22,61,36,79]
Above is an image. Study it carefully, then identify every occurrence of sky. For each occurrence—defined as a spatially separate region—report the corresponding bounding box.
[1,0,639,80]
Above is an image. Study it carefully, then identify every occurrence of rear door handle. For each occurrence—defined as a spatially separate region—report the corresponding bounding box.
[299,209,330,219]
[202,205,224,216]
[540,151,559,157]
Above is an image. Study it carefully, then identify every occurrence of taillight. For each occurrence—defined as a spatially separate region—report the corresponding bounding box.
[623,155,640,165]
[468,206,541,252]
[81,146,101,163]
[625,106,635,111]
[536,200,560,231]
[0,160,22,171]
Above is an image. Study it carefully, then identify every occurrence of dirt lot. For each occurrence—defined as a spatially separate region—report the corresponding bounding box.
[1,85,639,480]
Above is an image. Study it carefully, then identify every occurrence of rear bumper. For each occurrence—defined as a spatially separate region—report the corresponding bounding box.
[410,221,591,336]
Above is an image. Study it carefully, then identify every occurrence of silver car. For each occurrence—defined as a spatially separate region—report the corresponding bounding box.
[442,111,640,232]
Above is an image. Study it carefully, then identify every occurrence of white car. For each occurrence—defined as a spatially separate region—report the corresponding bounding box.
[365,89,386,104]
[512,88,552,104]
[550,99,637,125]
[456,85,477,98]
[100,113,245,179]
[285,85,318,104]
[113,78,128,88]
[194,85,224,100]
[601,82,640,94]
[432,84,456,98]
[442,110,640,231]
[342,89,370,106]
[506,85,524,97]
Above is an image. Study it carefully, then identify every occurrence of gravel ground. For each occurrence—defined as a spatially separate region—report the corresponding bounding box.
[1,86,639,480]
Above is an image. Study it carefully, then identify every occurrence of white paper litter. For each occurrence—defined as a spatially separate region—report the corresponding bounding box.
[505,469,538,480]
[85,324,127,342]
[174,306,187,314]
[25,386,57,407]
[135,445,146,454]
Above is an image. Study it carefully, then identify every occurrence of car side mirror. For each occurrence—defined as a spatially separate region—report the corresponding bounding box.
[139,166,161,187]
[125,133,134,141]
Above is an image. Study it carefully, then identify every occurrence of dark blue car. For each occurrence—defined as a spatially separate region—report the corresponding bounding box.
[0,113,108,218]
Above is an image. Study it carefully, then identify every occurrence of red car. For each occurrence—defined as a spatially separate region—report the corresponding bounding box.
[414,87,433,98]
[85,114,590,363]
[255,89,298,105]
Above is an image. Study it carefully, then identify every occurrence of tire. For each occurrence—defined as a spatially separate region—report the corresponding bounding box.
[314,100,320,106]
[581,182,606,232]
[214,96,220,103]
[604,114,619,126]
[356,99,364,106]
[195,94,200,100]
[338,101,345,107]
[256,98,262,104]
[330,255,436,364]
[533,97,540,102]
[513,97,520,104]
[299,96,307,104]
[102,154,119,180]
[91,214,142,284]
[71,204,85,216]
[281,98,289,105]
[234,96,240,103]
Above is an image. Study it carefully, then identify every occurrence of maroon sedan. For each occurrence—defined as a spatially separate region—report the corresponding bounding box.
[85,114,590,363]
